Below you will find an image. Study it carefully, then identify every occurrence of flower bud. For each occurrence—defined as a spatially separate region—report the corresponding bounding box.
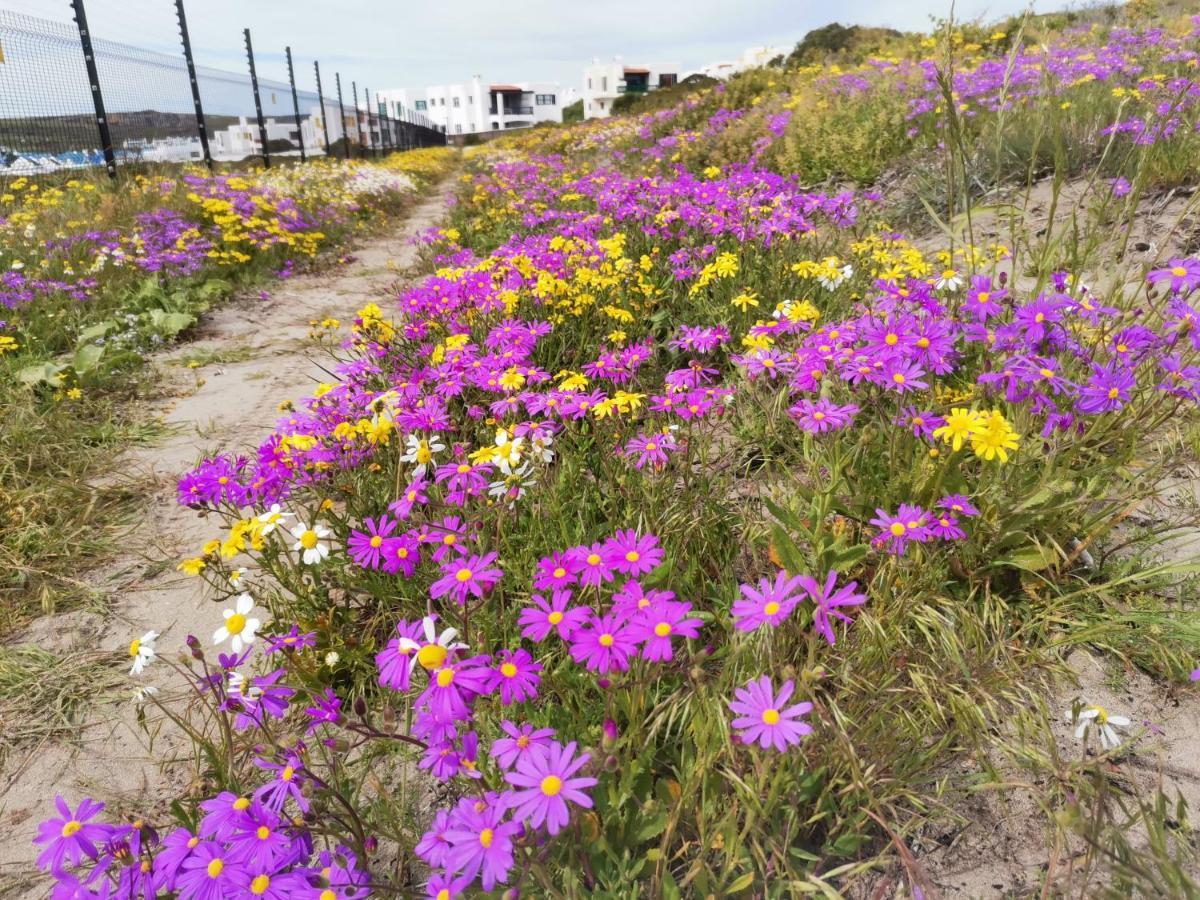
[353,696,368,718]
[601,718,618,749]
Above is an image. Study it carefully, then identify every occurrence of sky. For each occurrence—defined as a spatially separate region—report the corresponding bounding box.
[3,0,1062,103]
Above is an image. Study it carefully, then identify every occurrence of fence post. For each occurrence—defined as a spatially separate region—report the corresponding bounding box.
[351,80,364,157]
[174,0,212,171]
[314,61,331,155]
[285,46,305,162]
[335,73,349,160]
[69,0,116,178]
[243,28,269,169]
[364,87,378,157]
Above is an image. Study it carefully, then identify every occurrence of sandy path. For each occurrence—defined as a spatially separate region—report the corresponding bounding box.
[0,187,448,892]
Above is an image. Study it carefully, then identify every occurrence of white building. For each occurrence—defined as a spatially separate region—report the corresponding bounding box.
[692,46,787,80]
[378,77,563,136]
[582,58,680,119]
[206,113,325,161]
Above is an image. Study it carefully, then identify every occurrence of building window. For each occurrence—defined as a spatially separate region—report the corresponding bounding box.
[453,97,460,107]
[587,77,592,89]
[415,100,427,110]
[602,76,608,91]
[659,73,678,87]
[536,94,556,105]
[455,124,462,133]
[468,96,473,104]
[439,98,445,106]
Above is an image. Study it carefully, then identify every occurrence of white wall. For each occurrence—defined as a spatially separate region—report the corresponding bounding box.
[582,59,681,119]
[380,77,562,135]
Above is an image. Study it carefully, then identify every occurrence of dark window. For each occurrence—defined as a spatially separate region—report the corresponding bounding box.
[536,94,556,105]
[659,73,678,87]
[453,97,460,107]
[415,100,427,111]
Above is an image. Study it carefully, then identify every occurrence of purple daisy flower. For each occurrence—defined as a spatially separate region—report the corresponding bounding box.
[517,590,591,642]
[731,570,807,632]
[728,676,813,752]
[34,796,112,875]
[489,720,556,770]
[800,571,867,646]
[504,740,598,835]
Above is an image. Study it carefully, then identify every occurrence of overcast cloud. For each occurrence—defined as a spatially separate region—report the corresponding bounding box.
[9,0,1056,95]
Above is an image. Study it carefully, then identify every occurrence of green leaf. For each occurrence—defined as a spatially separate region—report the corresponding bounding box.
[16,361,68,387]
[71,343,104,375]
[633,808,668,843]
[145,309,196,338]
[724,871,755,894]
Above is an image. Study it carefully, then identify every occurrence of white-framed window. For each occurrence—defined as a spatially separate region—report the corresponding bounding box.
[455,124,462,133]
[602,76,608,91]
[415,100,427,110]
[453,97,460,107]
[536,94,555,105]
[587,78,592,89]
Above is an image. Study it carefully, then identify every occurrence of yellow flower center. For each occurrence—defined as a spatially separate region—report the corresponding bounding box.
[541,775,563,796]
[226,613,247,635]
[625,550,639,563]
[645,442,657,451]
[500,662,518,678]
[437,891,451,900]
[892,373,906,384]
[61,820,82,838]
[1040,368,1055,378]
[233,797,251,811]
[443,534,457,546]
[207,858,224,878]
[890,522,907,537]
[320,891,337,900]
[369,535,382,548]
[256,826,270,840]
[129,639,141,658]
[763,601,780,616]
[1172,266,1188,277]
[517,736,530,748]
[1107,387,1119,399]
[653,622,671,637]
[479,828,494,848]
[547,611,564,625]
[599,633,614,647]
[813,411,825,420]
[455,567,473,583]
[552,567,566,578]
[397,547,409,559]
[1090,705,1109,724]
[300,530,318,549]
[762,708,781,725]
[418,644,448,670]
[250,875,271,895]
[586,553,601,566]
[457,464,471,473]
[978,291,990,303]
[281,765,295,782]
[885,333,898,345]
[436,668,455,688]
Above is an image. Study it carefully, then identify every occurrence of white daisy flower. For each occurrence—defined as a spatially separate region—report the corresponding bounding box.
[396,616,467,675]
[128,630,158,675]
[400,433,445,478]
[492,429,525,475]
[529,430,555,464]
[213,593,261,653]
[256,503,293,535]
[488,462,536,507]
[1067,703,1131,750]
[290,521,331,565]
[935,269,963,292]
[227,671,262,710]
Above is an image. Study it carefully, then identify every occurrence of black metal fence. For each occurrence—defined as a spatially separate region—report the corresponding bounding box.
[0,0,445,177]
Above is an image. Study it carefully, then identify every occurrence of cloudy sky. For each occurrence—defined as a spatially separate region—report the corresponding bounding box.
[6,0,1055,105]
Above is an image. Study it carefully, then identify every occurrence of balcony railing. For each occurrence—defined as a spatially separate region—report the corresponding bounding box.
[489,105,534,116]
[617,84,652,94]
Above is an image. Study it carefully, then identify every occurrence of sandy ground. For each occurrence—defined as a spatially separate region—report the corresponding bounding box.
[0,188,448,894]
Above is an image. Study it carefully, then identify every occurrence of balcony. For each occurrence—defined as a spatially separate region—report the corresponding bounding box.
[489,105,534,116]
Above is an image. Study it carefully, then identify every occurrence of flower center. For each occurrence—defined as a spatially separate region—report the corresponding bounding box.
[599,633,614,647]
[300,530,318,549]
[1090,705,1109,725]
[436,668,455,688]
[437,891,451,900]
[763,601,780,616]
[226,613,247,635]
[813,411,825,420]
[541,775,563,796]
[1172,266,1188,277]
[207,858,224,878]
[233,797,251,811]
[547,611,564,624]
[256,826,270,840]
[892,373,906,384]
[479,828,494,848]
[653,622,671,637]
[586,553,601,566]
[762,708,781,725]
[369,535,383,548]
[500,662,518,678]
[320,891,336,900]
[281,766,295,782]
[455,568,473,583]
[250,875,271,895]
[625,550,640,563]
[516,736,530,748]
[60,820,81,838]
[889,522,906,537]
[129,639,141,658]
[552,567,566,578]
[1107,387,1119,399]
[418,644,448,670]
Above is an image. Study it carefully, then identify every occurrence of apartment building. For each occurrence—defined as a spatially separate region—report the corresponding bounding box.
[378,77,563,135]
[581,58,680,119]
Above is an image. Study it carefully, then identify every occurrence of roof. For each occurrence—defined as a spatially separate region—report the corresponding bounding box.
[623,66,650,75]
[489,84,523,92]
